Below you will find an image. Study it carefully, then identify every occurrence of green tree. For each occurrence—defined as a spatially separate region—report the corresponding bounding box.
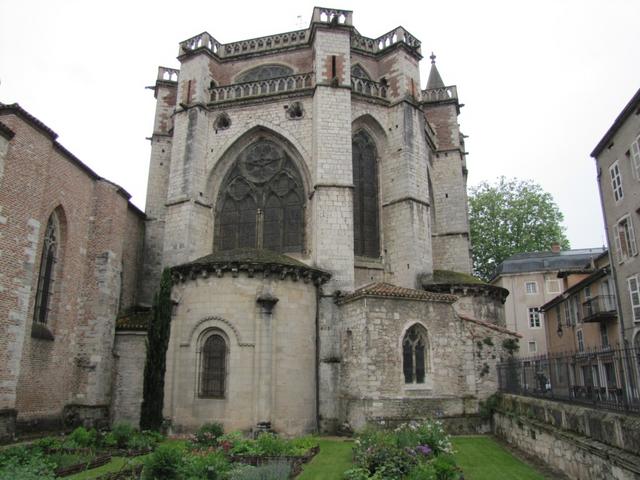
[469,177,570,280]
[140,268,173,431]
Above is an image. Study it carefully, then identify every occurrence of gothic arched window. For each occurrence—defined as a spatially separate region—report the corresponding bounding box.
[215,139,305,253]
[200,334,227,398]
[352,131,380,257]
[403,324,430,384]
[33,213,59,325]
[236,65,293,83]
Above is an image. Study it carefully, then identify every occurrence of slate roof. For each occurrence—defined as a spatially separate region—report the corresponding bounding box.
[338,282,458,304]
[172,248,331,284]
[491,248,605,280]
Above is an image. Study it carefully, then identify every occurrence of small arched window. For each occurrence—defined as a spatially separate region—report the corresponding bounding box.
[352,130,380,257]
[200,334,227,398]
[403,324,430,384]
[33,212,59,325]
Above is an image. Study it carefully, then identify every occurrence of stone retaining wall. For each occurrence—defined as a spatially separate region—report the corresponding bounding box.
[494,394,640,479]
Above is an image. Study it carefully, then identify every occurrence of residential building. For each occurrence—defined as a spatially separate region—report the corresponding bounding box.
[591,87,640,348]
[541,250,619,355]
[491,246,604,356]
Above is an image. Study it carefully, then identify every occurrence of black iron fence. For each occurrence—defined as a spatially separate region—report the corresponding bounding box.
[497,346,640,413]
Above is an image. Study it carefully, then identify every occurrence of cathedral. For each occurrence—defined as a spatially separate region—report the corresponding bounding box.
[0,7,517,441]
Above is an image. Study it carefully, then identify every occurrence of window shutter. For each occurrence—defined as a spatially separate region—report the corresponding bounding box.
[613,225,622,263]
[628,276,640,322]
[631,137,640,180]
[629,217,638,256]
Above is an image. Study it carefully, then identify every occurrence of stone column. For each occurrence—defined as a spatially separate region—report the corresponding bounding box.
[256,292,278,430]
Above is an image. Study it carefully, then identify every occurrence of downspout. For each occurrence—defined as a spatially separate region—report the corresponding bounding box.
[315,285,321,432]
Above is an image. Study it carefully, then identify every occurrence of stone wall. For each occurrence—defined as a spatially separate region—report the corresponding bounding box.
[494,394,640,479]
[0,106,144,438]
[112,332,147,426]
[165,271,318,436]
[336,291,518,432]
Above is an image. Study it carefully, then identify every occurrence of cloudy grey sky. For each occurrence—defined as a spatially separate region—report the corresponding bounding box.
[1,0,639,249]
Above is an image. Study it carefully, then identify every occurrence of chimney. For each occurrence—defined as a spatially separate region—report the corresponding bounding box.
[551,242,561,254]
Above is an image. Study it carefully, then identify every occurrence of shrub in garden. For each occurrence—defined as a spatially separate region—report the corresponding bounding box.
[142,443,186,480]
[182,451,230,480]
[0,447,56,480]
[64,426,98,449]
[194,422,225,447]
[110,421,136,448]
[348,419,460,480]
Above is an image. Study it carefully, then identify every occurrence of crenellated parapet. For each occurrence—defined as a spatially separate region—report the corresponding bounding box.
[351,26,421,57]
[421,85,458,103]
[157,66,179,83]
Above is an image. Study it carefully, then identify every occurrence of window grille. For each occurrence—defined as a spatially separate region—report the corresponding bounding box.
[200,334,226,398]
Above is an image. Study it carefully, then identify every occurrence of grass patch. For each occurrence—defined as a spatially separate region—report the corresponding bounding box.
[298,438,353,480]
[452,436,545,480]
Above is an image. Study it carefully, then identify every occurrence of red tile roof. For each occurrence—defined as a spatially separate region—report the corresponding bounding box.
[339,282,458,304]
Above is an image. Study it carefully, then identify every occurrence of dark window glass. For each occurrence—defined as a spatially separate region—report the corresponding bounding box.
[216,140,304,253]
[236,65,294,83]
[34,214,58,325]
[403,340,414,383]
[352,131,380,257]
[403,325,429,384]
[200,335,226,397]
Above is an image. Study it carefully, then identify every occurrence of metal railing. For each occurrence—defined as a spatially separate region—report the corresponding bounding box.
[497,346,640,413]
[582,295,616,321]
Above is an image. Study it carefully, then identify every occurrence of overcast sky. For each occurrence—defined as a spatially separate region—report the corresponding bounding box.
[1,0,639,250]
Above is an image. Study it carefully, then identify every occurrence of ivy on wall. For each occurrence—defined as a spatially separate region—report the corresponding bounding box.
[140,268,172,431]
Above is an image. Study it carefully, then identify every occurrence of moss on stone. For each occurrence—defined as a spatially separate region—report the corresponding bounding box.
[430,270,487,285]
[181,248,310,269]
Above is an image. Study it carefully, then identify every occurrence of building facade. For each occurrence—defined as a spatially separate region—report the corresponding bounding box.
[491,246,604,356]
[0,104,145,441]
[1,7,518,440]
[122,7,516,435]
[591,88,640,349]
[541,250,619,355]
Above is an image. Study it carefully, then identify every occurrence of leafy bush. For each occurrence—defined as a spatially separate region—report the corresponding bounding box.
[253,433,288,456]
[431,454,460,479]
[350,420,460,480]
[181,451,230,480]
[111,422,136,448]
[194,422,224,447]
[65,426,98,449]
[31,436,62,452]
[142,443,186,480]
[0,452,56,480]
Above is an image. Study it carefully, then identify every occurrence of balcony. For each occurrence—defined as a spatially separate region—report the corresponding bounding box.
[582,295,617,323]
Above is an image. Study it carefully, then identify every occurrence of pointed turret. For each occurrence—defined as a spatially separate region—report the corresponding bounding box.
[426,52,445,89]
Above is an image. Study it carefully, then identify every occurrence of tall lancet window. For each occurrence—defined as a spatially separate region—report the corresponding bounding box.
[403,324,430,384]
[352,131,380,257]
[33,213,59,325]
[216,139,304,253]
